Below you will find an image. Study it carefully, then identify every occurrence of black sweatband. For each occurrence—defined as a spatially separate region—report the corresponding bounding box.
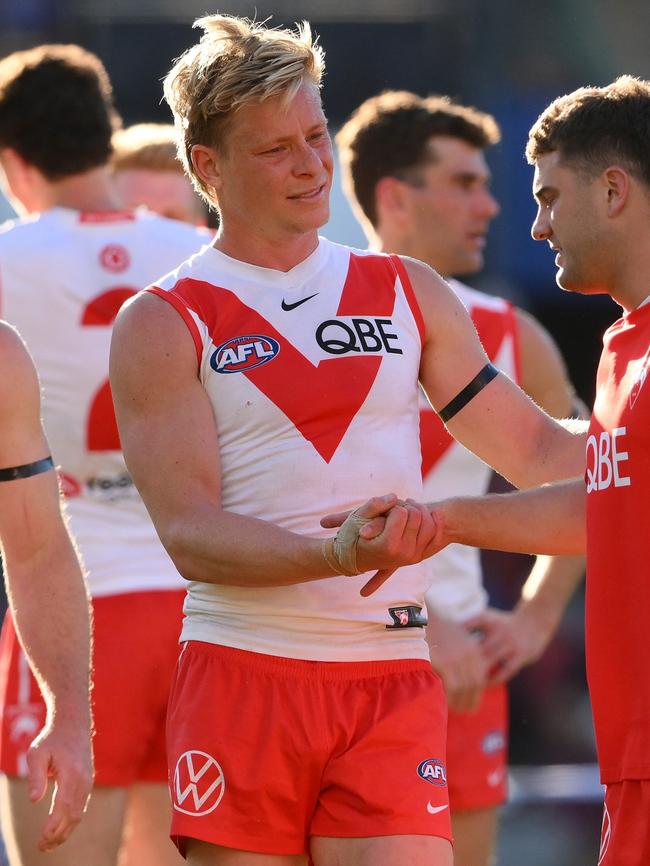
[0,456,55,482]
[438,363,500,423]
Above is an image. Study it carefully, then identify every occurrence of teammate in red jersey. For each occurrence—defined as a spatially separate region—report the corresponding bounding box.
[336,90,586,866]
[366,76,650,866]
[0,322,92,854]
[0,44,207,866]
[110,15,584,866]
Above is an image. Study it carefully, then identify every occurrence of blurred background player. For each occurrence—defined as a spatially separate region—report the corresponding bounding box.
[0,44,207,866]
[0,321,93,855]
[337,90,586,866]
[111,123,208,226]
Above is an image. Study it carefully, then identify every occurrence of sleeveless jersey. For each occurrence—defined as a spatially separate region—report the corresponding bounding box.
[585,299,650,784]
[148,237,431,662]
[421,279,520,622]
[0,206,208,596]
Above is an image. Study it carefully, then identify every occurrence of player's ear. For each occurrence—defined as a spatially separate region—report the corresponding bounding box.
[191,145,224,194]
[375,175,413,223]
[602,165,629,218]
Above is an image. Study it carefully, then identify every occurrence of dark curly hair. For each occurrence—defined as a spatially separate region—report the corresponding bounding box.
[337,90,500,228]
[0,44,120,180]
[526,75,650,187]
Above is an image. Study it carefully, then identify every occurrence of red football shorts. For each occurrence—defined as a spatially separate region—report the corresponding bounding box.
[446,684,508,811]
[0,589,184,786]
[167,642,452,856]
[598,780,650,865]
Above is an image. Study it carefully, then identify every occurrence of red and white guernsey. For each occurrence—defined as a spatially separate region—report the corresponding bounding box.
[149,237,431,661]
[421,279,520,622]
[586,298,650,784]
[0,206,208,597]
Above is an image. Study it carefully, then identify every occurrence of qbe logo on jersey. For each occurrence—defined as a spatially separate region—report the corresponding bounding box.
[211,335,280,374]
[417,758,447,787]
[172,750,225,816]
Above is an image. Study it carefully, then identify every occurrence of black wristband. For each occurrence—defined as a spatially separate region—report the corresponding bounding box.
[438,363,500,423]
[0,456,55,482]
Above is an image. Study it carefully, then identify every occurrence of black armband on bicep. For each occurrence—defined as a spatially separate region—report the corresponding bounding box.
[0,456,55,482]
[438,363,500,423]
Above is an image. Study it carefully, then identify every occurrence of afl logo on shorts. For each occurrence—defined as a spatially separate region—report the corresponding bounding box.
[417,758,447,787]
[172,750,225,816]
[211,335,280,374]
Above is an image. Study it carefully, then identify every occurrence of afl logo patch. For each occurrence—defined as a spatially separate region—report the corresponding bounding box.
[417,758,447,787]
[211,335,280,374]
[172,750,225,816]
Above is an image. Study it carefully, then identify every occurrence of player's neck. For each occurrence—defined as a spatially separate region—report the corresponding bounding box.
[41,167,124,214]
[213,225,320,273]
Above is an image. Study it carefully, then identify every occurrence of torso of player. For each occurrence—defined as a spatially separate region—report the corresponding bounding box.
[0,207,209,596]
[150,238,430,661]
[421,279,520,622]
[585,299,650,783]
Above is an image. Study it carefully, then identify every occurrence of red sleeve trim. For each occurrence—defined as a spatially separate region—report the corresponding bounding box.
[390,255,426,346]
[145,286,203,366]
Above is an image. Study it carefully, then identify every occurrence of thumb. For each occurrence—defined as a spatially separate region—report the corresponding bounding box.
[26,745,50,803]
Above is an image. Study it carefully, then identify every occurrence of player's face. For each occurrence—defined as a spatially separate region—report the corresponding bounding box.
[114,169,206,225]
[400,137,499,277]
[532,151,609,295]
[207,81,333,251]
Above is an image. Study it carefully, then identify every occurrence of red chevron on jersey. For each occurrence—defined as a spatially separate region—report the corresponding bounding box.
[169,255,399,463]
[420,303,514,477]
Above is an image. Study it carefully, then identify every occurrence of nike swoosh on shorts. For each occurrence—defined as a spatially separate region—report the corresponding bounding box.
[427,802,449,815]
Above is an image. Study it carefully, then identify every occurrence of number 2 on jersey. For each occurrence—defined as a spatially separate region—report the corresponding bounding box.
[81,287,136,451]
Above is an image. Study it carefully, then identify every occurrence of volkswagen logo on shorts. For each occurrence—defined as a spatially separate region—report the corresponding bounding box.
[211,335,280,374]
[172,750,225,816]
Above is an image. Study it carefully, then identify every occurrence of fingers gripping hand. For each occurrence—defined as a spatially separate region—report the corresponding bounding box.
[321,494,399,576]
[358,499,436,596]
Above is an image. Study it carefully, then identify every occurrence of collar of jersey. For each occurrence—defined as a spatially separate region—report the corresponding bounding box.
[201,236,330,289]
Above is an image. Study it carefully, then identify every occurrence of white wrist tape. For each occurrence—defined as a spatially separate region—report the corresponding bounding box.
[321,508,375,576]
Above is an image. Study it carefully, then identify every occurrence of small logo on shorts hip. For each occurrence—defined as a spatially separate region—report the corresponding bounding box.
[386,605,428,629]
[172,750,225,816]
[427,802,449,815]
[417,758,447,787]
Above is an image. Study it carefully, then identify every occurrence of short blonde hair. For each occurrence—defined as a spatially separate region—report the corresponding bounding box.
[163,14,325,203]
[111,123,182,174]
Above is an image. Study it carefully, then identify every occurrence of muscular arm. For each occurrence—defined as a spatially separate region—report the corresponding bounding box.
[436,478,586,555]
[110,293,436,587]
[406,258,585,488]
[464,308,587,682]
[0,323,92,850]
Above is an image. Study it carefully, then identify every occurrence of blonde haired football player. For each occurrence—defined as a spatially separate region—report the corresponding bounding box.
[111,15,585,866]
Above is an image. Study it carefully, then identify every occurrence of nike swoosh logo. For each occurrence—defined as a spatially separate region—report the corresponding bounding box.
[427,802,449,815]
[281,293,319,311]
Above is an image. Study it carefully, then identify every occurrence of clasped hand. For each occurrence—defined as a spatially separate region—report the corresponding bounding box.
[320,493,447,595]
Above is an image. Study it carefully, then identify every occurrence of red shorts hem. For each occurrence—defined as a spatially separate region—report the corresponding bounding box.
[172,828,304,857]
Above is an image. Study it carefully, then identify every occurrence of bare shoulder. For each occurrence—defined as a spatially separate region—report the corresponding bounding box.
[0,322,39,407]
[0,322,47,465]
[399,255,479,341]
